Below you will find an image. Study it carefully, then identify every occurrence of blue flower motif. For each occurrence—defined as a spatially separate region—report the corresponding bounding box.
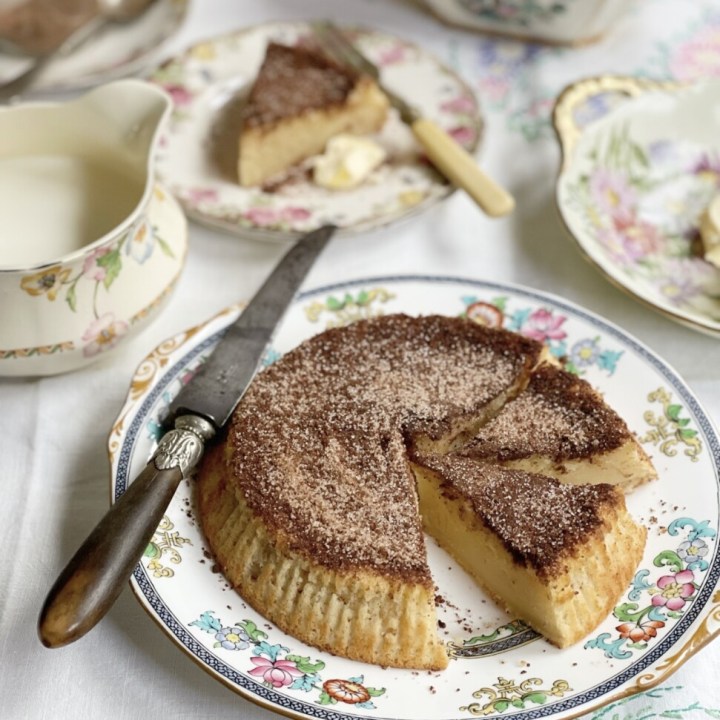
[214,625,250,651]
[570,338,599,368]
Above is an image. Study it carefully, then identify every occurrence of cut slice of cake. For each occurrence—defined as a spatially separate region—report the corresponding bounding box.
[410,453,647,648]
[238,41,389,187]
[456,363,656,491]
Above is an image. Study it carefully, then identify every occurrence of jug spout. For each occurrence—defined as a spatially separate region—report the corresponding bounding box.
[76,78,171,179]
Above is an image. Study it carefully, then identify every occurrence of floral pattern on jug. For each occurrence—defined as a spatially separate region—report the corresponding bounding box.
[18,197,177,359]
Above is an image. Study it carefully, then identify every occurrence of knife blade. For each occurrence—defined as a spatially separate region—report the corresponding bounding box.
[38,224,335,649]
[312,21,515,218]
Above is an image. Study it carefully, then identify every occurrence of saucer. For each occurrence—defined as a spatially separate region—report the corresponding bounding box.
[147,21,483,241]
[0,0,189,94]
[554,76,720,337]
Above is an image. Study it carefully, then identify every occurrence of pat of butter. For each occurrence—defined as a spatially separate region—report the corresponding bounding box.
[314,134,386,190]
[700,194,720,268]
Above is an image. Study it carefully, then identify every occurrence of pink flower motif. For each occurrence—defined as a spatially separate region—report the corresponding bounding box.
[613,217,663,261]
[478,76,512,105]
[82,247,112,281]
[447,125,477,148]
[185,187,220,205]
[163,83,194,106]
[669,26,720,81]
[243,207,280,226]
[441,95,476,114]
[279,206,311,221]
[521,308,567,343]
[589,168,637,225]
[248,656,303,688]
[82,313,129,357]
[377,44,406,66]
[651,569,696,611]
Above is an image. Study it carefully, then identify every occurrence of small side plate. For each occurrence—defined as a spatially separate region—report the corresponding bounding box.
[147,22,483,241]
[554,76,720,336]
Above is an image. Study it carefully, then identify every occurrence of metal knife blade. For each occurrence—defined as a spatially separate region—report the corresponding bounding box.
[37,224,335,649]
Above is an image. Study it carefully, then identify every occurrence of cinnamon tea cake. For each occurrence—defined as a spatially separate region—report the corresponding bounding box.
[410,454,646,648]
[238,41,389,187]
[456,364,656,490]
[196,313,654,669]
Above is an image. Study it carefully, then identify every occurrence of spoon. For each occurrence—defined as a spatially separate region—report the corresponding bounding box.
[0,0,157,102]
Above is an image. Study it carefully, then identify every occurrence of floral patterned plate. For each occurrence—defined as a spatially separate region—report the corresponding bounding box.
[554,76,720,337]
[0,0,189,94]
[110,276,720,720]
[146,22,482,241]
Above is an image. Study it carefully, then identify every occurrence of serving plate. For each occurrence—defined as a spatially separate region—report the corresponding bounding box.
[0,0,189,94]
[554,76,720,337]
[110,276,720,720]
[146,22,482,241]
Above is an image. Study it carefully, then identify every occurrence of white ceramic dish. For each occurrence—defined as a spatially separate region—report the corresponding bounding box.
[0,0,189,94]
[554,76,720,337]
[420,0,631,46]
[0,80,186,377]
[147,21,482,241]
[110,275,720,720]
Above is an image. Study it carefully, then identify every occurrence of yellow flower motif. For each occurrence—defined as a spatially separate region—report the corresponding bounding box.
[398,189,425,207]
[190,42,216,60]
[153,186,166,201]
[20,265,71,300]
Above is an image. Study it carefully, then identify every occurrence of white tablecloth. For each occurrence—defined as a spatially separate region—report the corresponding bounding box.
[2,0,720,718]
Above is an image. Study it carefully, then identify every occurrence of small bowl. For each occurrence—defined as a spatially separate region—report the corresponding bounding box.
[0,79,188,376]
[420,0,631,45]
[554,76,720,337]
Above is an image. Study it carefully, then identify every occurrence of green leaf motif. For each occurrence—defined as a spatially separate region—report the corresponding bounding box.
[97,248,122,289]
[524,692,548,705]
[66,284,77,312]
[367,687,386,697]
[356,290,370,306]
[654,550,683,573]
[285,654,325,674]
[680,428,698,440]
[157,235,175,258]
[326,295,343,311]
[667,404,683,421]
[317,691,335,706]
[494,700,510,713]
[240,619,268,643]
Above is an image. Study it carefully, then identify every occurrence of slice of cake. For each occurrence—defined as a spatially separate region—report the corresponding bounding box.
[238,41,389,187]
[456,364,656,491]
[410,453,646,648]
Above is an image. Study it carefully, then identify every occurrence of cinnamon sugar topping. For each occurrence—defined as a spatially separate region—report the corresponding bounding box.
[461,364,631,462]
[228,314,544,581]
[243,42,359,129]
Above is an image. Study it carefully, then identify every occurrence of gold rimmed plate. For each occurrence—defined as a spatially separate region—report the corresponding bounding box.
[110,276,720,720]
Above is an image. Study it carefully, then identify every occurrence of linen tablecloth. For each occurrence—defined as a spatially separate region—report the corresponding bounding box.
[1,0,719,718]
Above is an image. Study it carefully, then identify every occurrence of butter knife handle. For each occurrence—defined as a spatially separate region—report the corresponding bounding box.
[411,117,515,218]
[38,416,214,648]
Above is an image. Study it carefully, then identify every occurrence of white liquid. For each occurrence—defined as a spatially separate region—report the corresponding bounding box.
[0,155,144,267]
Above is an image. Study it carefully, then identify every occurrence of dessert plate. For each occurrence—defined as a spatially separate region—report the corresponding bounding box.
[146,22,482,241]
[554,76,720,337]
[0,0,189,94]
[110,276,720,720]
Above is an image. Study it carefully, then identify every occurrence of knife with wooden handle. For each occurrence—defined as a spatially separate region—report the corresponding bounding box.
[313,22,515,218]
[38,224,336,648]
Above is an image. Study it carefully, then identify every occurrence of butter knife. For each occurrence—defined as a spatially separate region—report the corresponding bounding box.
[313,22,514,218]
[38,224,335,648]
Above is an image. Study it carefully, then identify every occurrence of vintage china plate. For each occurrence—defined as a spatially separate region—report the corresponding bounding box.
[554,76,720,337]
[110,276,720,720]
[146,22,482,241]
[0,0,189,93]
